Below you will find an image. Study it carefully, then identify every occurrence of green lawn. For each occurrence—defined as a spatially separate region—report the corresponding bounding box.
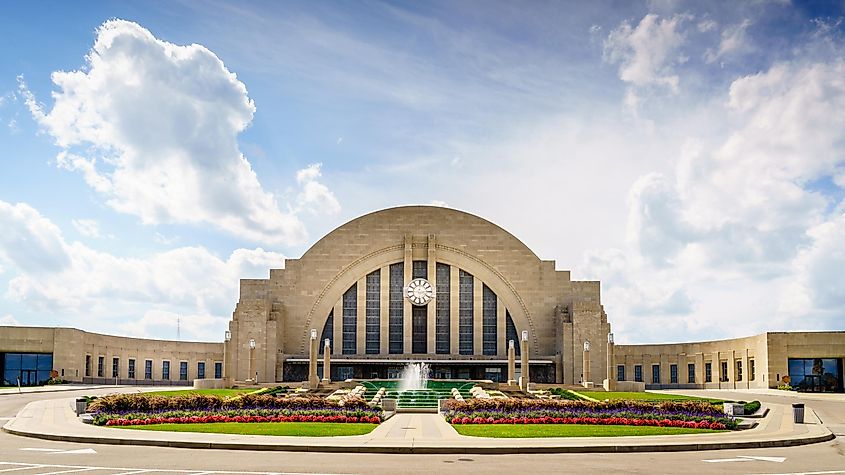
[453,424,726,438]
[138,389,254,397]
[576,391,722,403]
[119,421,378,436]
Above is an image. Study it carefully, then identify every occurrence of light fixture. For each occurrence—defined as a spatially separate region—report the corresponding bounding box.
[310,329,318,340]
[584,340,591,352]
[607,333,614,344]
[521,330,528,341]
[224,330,231,342]
[248,339,256,350]
[324,338,330,347]
[508,340,514,350]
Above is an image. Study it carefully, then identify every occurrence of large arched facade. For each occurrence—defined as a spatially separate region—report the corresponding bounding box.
[224,206,612,384]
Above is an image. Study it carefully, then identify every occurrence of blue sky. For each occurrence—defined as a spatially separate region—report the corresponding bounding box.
[1,1,844,343]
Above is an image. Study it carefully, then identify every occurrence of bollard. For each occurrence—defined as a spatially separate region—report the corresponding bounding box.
[792,403,804,423]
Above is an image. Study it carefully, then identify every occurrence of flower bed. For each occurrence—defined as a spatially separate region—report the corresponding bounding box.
[441,399,736,430]
[89,393,382,427]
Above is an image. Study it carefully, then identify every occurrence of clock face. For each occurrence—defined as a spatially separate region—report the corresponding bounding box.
[404,278,434,306]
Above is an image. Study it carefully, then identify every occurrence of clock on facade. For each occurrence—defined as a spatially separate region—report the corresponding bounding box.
[404,278,434,306]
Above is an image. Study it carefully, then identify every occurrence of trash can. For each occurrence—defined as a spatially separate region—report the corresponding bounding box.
[75,397,87,416]
[792,403,804,423]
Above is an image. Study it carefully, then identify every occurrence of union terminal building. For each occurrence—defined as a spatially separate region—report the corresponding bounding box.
[2,206,844,392]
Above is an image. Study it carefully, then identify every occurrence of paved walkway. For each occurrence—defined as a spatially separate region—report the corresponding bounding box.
[1,396,834,454]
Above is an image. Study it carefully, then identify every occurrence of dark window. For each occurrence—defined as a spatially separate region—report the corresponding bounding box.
[319,310,333,355]
[412,305,427,353]
[435,263,450,354]
[652,364,660,384]
[144,360,152,380]
[670,364,678,384]
[505,311,520,357]
[365,270,380,354]
[97,356,104,378]
[458,270,474,355]
[112,357,119,378]
[179,361,188,381]
[736,360,743,381]
[634,365,643,382]
[412,260,427,279]
[197,362,205,379]
[705,362,712,382]
[388,263,404,354]
[688,363,695,383]
[617,365,625,382]
[750,359,755,381]
[788,358,843,392]
[162,361,170,380]
[2,353,53,386]
[720,361,729,382]
[482,285,497,355]
[214,362,222,379]
[85,355,91,377]
[342,283,357,355]
[128,359,136,379]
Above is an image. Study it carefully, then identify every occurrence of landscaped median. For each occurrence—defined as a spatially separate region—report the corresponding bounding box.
[440,398,737,437]
[87,393,383,436]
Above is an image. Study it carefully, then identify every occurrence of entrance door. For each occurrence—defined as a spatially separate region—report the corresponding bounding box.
[21,370,37,386]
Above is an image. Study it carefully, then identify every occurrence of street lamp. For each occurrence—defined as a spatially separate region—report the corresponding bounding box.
[521,330,528,342]
[248,339,256,383]
[224,330,231,342]
[607,333,614,344]
[248,339,256,350]
[310,329,318,340]
[584,340,591,352]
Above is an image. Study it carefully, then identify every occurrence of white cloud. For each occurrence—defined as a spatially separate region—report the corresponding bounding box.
[0,200,284,340]
[429,200,448,207]
[705,20,752,63]
[72,219,104,239]
[0,314,20,326]
[604,14,690,94]
[21,20,340,246]
[295,163,341,216]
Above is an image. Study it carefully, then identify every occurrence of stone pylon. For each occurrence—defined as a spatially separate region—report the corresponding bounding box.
[308,329,319,388]
[520,331,530,391]
[507,339,516,385]
[322,338,331,384]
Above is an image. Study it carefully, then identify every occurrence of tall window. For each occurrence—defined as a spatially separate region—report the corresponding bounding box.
[412,305,427,353]
[97,356,104,377]
[214,362,222,379]
[435,263,450,354]
[750,359,755,381]
[652,364,660,384]
[505,311,520,357]
[144,360,152,380]
[412,260,427,279]
[720,361,729,382]
[617,365,626,382]
[197,362,205,379]
[735,360,743,381]
[112,357,119,378]
[319,310,333,355]
[85,355,91,377]
[688,363,695,383]
[342,284,357,355]
[705,362,712,382]
[458,270,474,355]
[634,365,643,382]
[179,361,188,381]
[670,364,678,384]
[162,361,170,380]
[388,263,404,354]
[482,284,497,356]
[365,270,380,354]
[128,359,136,379]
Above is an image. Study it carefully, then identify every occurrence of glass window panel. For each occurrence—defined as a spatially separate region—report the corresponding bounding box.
[435,263,450,354]
[21,354,37,370]
[505,311,520,357]
[4,370,19,386]
[180,361,188,380]
[388,263,404,354]
[145,360,153,379]
[319,310,333,355]
[617,365,625,382]
[412,260,427,279]
[365,270,380,355]
[412,305,427,353]
[36,354,53,370]
[634,365,642,382]
[482,284,497,356]
[670,364,678,383]
[342,283,357,355]
[37,370,51,384]
[197,362,205,379]
[5,354,22,370]
[458,270,474,355]
[214,362,222,379]
[688,363,695,383]
[128,359,136,379]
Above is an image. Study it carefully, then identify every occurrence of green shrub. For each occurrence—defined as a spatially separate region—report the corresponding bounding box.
[743,401,761,414]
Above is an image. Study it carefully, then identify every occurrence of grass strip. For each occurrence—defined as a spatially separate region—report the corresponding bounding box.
[119,421,378,436]
[576,391,723,403]
[453,424,726,438]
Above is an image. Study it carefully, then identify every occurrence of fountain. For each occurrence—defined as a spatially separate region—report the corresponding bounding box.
[398,362,430,392]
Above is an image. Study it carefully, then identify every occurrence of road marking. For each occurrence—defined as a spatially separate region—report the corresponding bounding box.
[110,471,151,475]
[36,468,101,475]
[758,472,845,475]
[704,455,786,463]
[0,466,47,473]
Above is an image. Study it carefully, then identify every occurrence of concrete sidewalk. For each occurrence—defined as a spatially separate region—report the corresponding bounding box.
[2,397,834,454]
[0,385,122,396]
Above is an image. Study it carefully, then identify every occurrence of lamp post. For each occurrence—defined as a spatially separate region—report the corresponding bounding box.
[248,338,256,384]
[223,330,231,381]
[583,340,591,387]
[607,333,615,391]
[520,330,530,391]
[507,339,516,385]
[308,329,319,388]
[322,338,331,384]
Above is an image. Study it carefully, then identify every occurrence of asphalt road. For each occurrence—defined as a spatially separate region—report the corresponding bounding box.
[1,388,843,474]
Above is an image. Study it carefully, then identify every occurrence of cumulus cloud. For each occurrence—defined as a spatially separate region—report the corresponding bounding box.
[604,14,690,95]
[0,314,20,326]
[22,20,339,246]
[0,200,284,340]
[705,20,752,63]
[295,163,341,215]
[72,219,104,239]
